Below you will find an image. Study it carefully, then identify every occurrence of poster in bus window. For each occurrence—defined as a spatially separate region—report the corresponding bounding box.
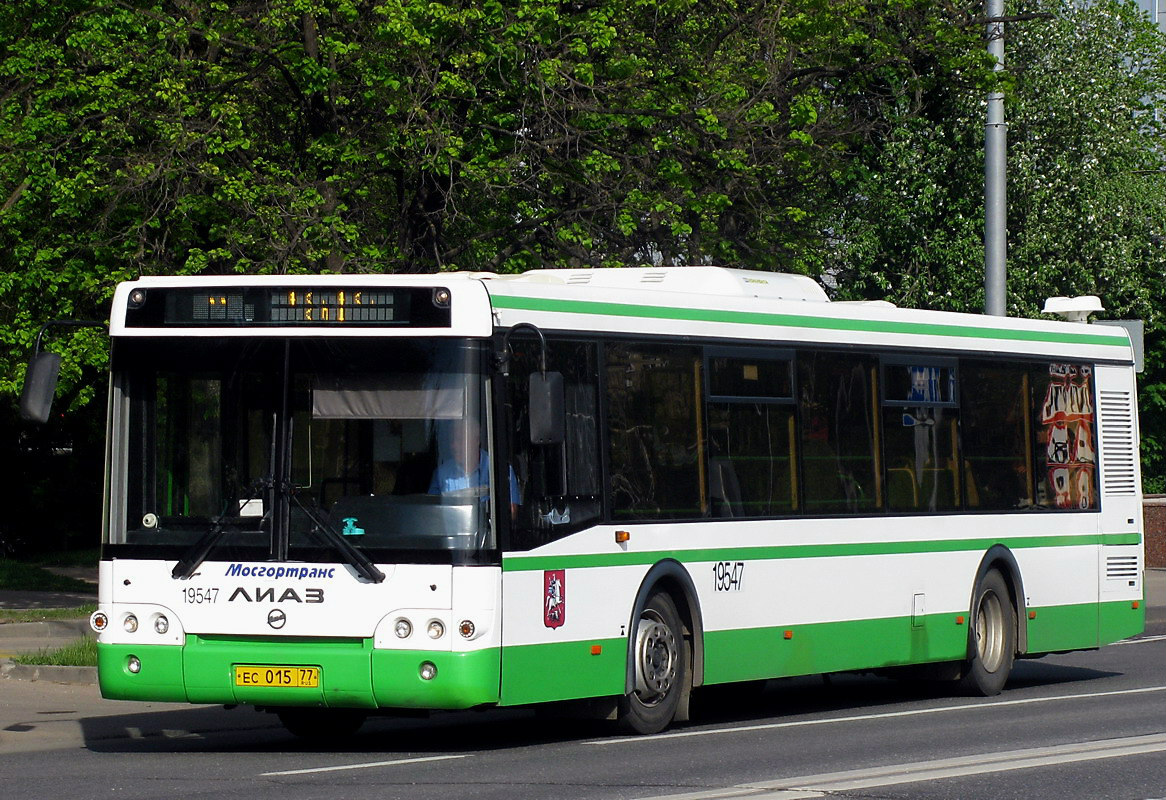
[1039,364,1096,509]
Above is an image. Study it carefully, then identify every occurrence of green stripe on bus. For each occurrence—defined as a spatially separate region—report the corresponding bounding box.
[502,532,1140,572]
[490,295,1128,348]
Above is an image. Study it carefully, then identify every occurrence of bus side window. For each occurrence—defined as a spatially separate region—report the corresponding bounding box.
[880,361,960,513]
[960,361,1032,509]
[505,340,602,550]
[705,350,797,517]
[797,352,880,514]
[1030,362,1097,510]
[606,343,703,521]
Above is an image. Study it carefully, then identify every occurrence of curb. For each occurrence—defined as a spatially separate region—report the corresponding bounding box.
[1,659,97,685]
[0,620,91,640]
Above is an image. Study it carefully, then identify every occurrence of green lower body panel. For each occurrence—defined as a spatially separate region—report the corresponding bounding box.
[371,649,500,709]
[97,637,502,710]
[703,612,969,685]
[701,599,1140,686]
[186,635,377,707]
[1099,599,1145,645]
[1025,603,1099,653]
[98,643,188,702]
[1024,600,1142,653]
[97,600,1143,708]
[500,637,625,705]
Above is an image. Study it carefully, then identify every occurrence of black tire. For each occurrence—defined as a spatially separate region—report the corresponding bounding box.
[277,707,367,740]
[959,569,1016,696]
[618,592,688,735]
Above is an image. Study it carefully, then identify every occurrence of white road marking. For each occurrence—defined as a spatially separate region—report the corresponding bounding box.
[1111,634,1166,646]
[639,733,1166,800]
[261,754,467,776]
[589,685,1166,745]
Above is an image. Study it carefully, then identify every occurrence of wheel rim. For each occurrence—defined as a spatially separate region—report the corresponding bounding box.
[974,590,1006,673]
[633,609,677,705]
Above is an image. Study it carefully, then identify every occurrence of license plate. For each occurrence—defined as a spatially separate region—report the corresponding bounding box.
[234,665,320,688]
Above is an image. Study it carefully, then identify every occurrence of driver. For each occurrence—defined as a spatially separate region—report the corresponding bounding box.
[429,417,519,512]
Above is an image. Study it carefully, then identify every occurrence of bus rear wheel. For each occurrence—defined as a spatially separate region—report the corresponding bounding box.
[277,707,367,740]
[960,569,1015,696]
[619,592,688,735]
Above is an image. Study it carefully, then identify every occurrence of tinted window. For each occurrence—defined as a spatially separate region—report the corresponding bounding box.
[882,361,961,512]
[607,343,702,519]
[503,339,602,550]
[960,361,1033,510]
[797,352,880,513]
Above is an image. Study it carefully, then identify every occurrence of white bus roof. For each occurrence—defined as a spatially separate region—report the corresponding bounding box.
[108,268,1134,364]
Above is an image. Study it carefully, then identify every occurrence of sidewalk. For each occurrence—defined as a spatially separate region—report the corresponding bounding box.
[0,566,98,684]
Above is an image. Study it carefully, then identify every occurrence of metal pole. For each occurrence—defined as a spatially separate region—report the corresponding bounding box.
[984,0,1007,316]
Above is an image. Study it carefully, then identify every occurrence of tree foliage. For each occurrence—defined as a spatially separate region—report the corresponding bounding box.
[1,0,990,400]
[827,0,1166,489]
[3,0,1166,502]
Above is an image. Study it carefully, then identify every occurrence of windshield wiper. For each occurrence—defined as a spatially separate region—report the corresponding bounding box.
[289,490,386,584]
[172,478,270,580]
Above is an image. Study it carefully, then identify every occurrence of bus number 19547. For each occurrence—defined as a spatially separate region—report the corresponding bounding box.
[712,561,744,592]
[183,587,220,604]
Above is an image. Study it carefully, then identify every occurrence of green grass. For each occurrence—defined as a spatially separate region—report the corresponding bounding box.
[0,559,96,593]
[26,549,101,569]
[0,604,96,624]
[13,636,97,667]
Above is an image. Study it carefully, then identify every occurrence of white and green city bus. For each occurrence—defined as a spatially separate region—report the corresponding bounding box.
[30,267,1144,736]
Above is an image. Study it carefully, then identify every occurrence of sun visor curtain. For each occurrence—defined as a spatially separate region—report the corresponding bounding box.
[312,376,464,419]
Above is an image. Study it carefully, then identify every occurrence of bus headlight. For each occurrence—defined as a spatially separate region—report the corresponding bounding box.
[426,620,445,640]
[127,656,141,674]
[153,614,169,634]
[419,661,437,680]
[394,618,413,639]
[123,614,139,633]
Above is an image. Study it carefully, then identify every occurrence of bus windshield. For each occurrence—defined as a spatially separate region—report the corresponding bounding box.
[110,337,492,560]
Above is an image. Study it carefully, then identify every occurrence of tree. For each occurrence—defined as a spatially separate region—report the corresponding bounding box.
[826,0,1166,489]
[2,0,992,399]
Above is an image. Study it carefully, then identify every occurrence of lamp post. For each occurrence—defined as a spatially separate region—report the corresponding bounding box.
[984,0,1007,316]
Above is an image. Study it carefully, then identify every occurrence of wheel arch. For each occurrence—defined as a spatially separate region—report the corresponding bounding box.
[625,559,705,694]
[970,545,1028,655]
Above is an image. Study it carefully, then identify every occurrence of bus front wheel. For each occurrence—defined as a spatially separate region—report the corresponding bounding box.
[619,592,688,734]
[960,569,1015,696]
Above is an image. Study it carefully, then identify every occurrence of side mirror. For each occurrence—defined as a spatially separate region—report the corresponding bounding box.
[19,351,62,424]
[529,371,565,445]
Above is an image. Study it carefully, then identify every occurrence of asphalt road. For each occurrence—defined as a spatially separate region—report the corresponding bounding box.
[3,613,1165,800]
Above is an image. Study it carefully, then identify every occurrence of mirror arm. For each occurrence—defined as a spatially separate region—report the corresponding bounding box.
[20,319,107,424]
[498,323,548,377]
[31,319,107,357]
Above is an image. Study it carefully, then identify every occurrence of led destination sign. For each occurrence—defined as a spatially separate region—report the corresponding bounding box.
[269,289,394,323]
[124,286,453,328]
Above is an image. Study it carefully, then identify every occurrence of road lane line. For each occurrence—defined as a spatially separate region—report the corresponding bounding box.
[588,685,1166,745]
[261,754,467,776]
[640,733,1166,800]
[1112,634,1166,646]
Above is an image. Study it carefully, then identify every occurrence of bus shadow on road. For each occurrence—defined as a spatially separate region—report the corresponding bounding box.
[77,703,609,755]
[684,660,1121,728]
[77,661,1121,755]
